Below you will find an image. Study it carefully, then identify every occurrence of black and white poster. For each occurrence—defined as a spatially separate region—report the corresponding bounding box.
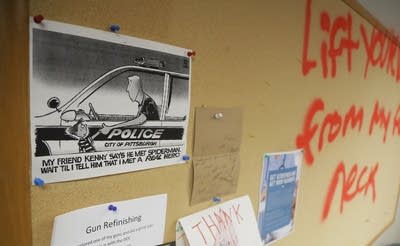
[30,19,191,184]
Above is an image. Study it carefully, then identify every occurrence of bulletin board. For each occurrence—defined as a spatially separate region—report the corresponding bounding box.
[29,0,400,245]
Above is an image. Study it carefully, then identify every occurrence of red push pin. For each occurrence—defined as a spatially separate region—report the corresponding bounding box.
[34,15,44,24]
[187,50,196,57]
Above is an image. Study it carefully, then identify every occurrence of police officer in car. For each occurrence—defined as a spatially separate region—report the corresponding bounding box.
[99,75,159,135]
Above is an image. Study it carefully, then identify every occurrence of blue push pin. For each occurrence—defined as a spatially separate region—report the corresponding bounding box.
[182,155,190,161]
[108,204,117,212]
[34,177,45,187]
[212,196,221,203]
[110,24,120,33]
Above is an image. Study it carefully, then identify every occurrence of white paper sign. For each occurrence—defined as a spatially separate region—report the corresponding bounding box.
[51,194,167,246]
[30,19,191,184]
[176,196,262,246]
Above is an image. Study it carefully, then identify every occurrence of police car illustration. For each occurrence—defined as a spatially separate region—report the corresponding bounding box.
[34,61,189,156]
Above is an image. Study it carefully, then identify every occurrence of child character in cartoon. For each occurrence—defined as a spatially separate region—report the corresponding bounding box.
[65,119,100,153]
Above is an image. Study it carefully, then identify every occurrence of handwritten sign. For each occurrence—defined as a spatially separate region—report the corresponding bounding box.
[176,196,262,246]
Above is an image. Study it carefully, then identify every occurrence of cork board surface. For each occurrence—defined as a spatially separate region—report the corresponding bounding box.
[29,0,400,245]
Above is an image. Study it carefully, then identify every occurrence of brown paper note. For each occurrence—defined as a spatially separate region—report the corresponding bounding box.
[191,153,240,204]
[193,107,242,157]
[191,107,243,204]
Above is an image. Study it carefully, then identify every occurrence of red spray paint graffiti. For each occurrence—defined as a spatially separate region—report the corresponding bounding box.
[296,98,396,167]
[321,161,379,221]
[299,0,400,221]
[295,98,400,220]
[298,0,400,222]
[302,0,400,82]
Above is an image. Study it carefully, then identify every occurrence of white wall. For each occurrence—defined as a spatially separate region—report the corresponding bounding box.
[374,194,400,246]
[358,0,400,35]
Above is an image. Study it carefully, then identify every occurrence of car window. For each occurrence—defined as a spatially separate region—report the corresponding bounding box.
[78,71,165,117]
[166,77,189,118]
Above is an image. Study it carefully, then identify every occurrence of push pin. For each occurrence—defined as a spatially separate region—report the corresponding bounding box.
[214,112,223,119]
[110,24,120,33]
[108,204,117,212]
[182,155,190,161]
[187,50,196,57]
[34,177,45,187]
[212,196,221,203]
[33,15,44,24]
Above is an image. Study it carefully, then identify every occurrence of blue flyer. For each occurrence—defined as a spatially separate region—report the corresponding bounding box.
[258,150,302,245]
